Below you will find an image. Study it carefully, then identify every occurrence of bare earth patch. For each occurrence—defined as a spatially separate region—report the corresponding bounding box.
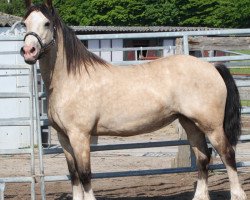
[1,122,250,200]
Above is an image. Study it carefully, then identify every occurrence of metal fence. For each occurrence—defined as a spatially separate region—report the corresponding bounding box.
[0,28,250,199]
[0,61,40,200]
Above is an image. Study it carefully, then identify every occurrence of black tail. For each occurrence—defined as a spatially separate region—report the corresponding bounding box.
[215,63,241,146]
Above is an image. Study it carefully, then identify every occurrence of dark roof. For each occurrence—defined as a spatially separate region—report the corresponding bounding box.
[0,13,218,34]
[0,12,22,27]
[72,26,218,34]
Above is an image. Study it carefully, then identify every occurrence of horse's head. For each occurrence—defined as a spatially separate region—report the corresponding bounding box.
[20,0,56,65]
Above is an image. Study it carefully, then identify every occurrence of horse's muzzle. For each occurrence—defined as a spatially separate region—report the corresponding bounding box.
[20,46,38,65]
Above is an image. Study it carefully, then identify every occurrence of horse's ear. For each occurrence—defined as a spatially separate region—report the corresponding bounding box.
[25,0,32,9]
[44,0,53,9]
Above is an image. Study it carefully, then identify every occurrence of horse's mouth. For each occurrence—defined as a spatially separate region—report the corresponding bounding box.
[24,59,37,65]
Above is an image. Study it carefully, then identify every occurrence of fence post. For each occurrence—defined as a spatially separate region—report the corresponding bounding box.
[175,38,183,54]
[175,120,192,167]
[175,36,191,167]
[183,35,189,55]
[0,183,5,200]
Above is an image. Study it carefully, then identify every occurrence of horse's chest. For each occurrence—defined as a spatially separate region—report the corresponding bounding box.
[47,95,70,130]
[47,92,97,132]
[47,101,63,129]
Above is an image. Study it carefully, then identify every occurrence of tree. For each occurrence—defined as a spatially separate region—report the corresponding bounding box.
[143,0,179,26]
[0,0,25,16]
[78,0,179,26]
[0,0,43,16]
[88,0,130,26]
[87,0,147,26]
[176,0,250,28]
[0,0,249,28]
[176,0,220,27]
[53,0,84,25]
[216,0,250,28]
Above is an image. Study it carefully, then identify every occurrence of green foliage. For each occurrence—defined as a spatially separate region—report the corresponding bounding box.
[0,0,249,28]
[89,0,133,26]
[0,0,40,16]
[177,0,221,27]
[176,0,250,28]
[75,0,180,26]
[53,0,85,25]
[216,0,250,28]
[144,0,178,26]
[0,0,25,16]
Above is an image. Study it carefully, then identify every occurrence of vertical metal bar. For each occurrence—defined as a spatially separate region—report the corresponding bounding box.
[0,183,5,200]
[29,65,36,200]
[34,64,46,200]
[183,35,189,55]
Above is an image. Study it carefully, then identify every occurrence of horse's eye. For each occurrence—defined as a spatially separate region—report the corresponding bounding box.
[45,22,50,27]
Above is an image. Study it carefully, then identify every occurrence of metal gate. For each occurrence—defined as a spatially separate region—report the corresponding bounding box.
[0,38,46,199]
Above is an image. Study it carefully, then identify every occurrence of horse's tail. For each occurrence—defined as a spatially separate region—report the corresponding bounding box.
[215,63,241,146]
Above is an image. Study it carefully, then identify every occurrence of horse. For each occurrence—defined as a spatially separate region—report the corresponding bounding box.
[20,1,246,200]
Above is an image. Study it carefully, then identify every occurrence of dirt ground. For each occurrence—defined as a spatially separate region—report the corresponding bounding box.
[1,120,250,200]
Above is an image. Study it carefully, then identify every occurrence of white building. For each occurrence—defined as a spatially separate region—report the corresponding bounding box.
[73,26,212,62]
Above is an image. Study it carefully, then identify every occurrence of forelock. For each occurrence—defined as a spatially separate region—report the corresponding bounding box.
[24,4,53,21]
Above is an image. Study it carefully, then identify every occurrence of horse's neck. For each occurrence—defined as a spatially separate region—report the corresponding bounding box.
[39,32,67,94]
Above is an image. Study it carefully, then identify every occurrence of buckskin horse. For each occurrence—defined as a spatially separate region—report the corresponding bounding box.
[20,0,246,199]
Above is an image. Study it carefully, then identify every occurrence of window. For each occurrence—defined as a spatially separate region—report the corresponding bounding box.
[123,39,163,61]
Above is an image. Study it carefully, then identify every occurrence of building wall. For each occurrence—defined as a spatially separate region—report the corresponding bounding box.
[88,39,123,62]
[88,38,175,62]
[163,39,175,56]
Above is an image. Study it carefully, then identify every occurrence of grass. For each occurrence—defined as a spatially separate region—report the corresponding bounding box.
[228,52,250,106]
[241,100,250,107]
[228,50,250,75]
[234,50,250,55]
[230,67,250,75]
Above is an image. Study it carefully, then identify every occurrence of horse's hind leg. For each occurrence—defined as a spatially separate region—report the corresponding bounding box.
[58,133,84,200]
[205,127,246,200]
[179,116,211,200]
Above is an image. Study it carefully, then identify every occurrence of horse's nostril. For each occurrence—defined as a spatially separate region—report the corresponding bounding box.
[30,47,36,54]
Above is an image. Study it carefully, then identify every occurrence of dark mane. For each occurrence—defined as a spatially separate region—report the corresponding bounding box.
[24,4,108,74]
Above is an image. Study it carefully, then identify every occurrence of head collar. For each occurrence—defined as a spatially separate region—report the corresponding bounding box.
[22,25,56,60]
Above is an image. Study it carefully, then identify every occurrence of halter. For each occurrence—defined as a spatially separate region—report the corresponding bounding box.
[22,25,56,59]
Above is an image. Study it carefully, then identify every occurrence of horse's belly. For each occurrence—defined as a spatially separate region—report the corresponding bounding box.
[96,111,176,136]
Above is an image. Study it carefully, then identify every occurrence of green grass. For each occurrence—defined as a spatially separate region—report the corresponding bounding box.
[241,100,250,107]
[230,67,250,75]
[229,50,250,75]
[234,50,250,55]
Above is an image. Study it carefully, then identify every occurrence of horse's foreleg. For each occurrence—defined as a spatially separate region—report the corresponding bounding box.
[68,131,96,200]
[57,133,84,200]
[206,127,246,200]
[179,117,210,200]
